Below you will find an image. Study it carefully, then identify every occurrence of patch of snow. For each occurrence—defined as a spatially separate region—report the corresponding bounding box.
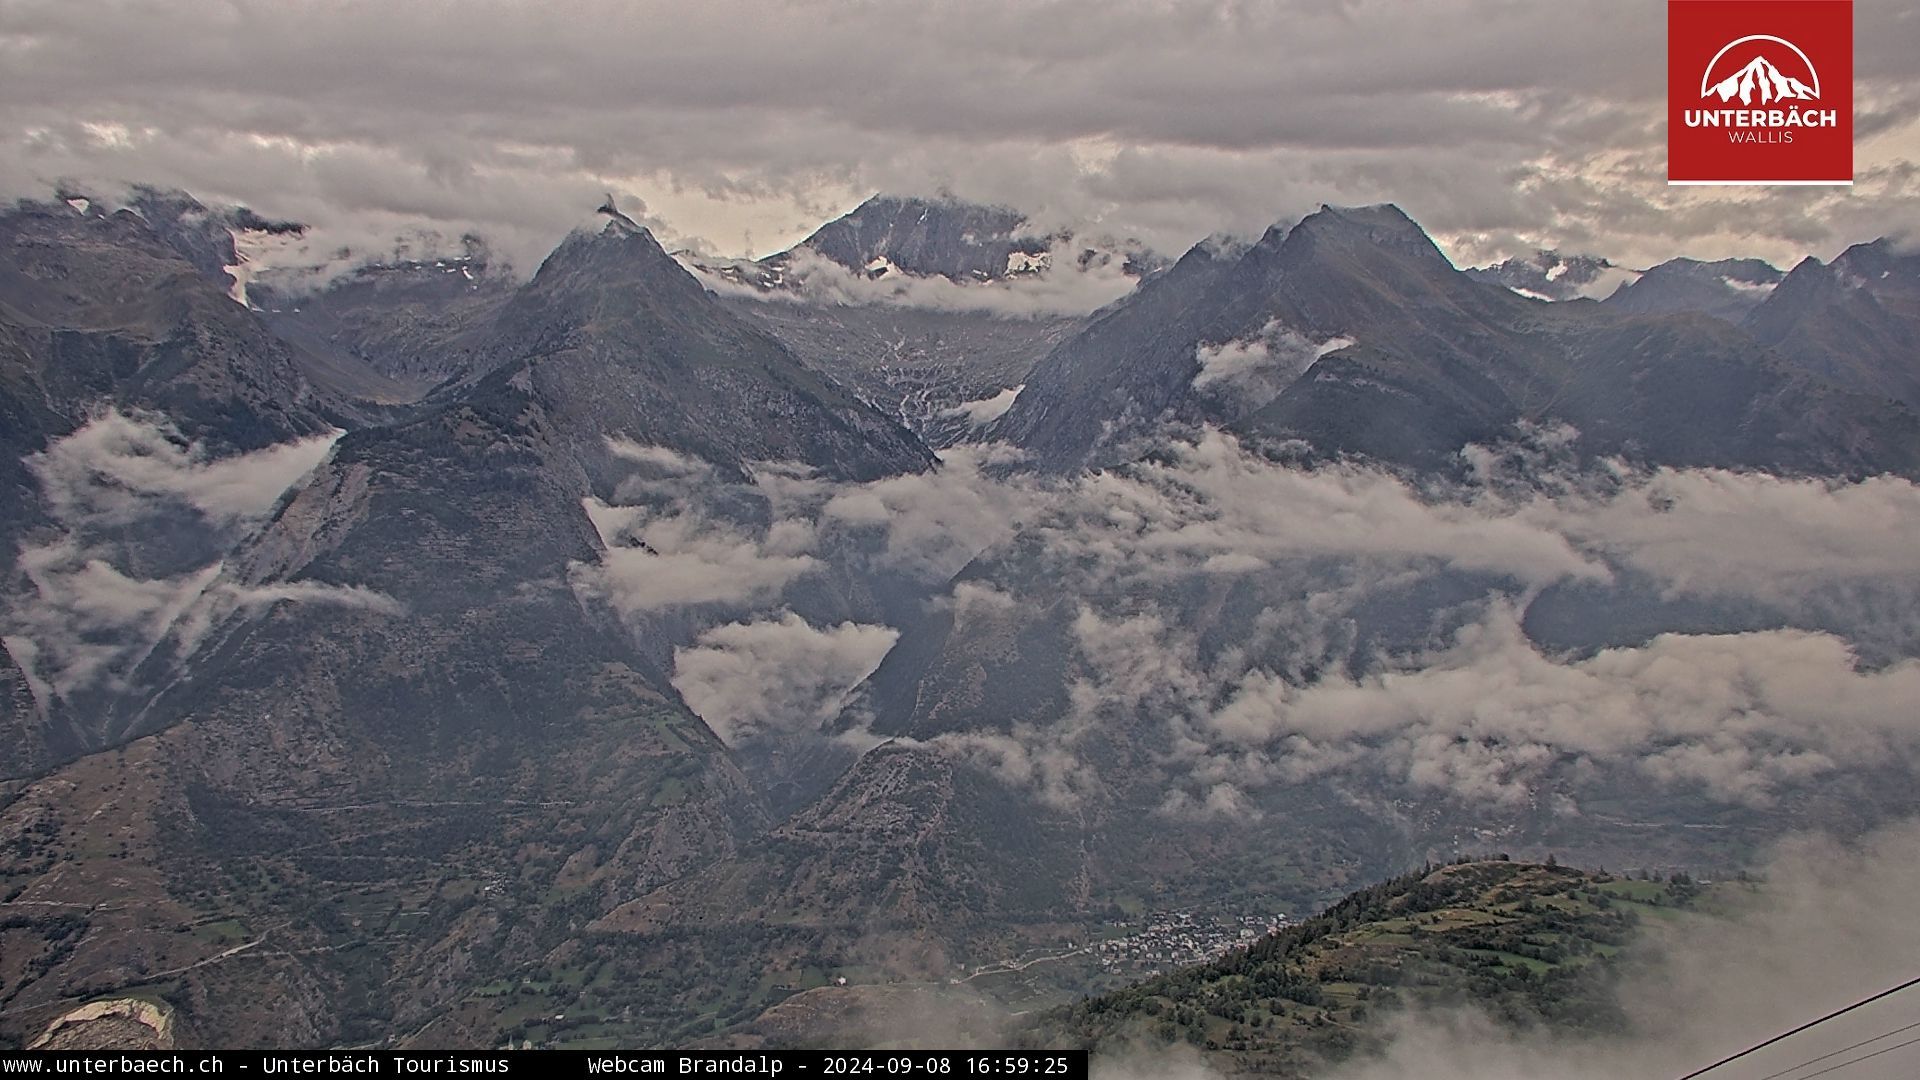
[1506,285,1555,302]
[864,255,897,276]
[65,197,90,214]
[223,227,307,308]
[942,385,1025,428]
[1544,262,1569,282]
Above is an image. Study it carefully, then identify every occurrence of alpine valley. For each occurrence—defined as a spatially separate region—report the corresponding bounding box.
[2,187,1918,1075]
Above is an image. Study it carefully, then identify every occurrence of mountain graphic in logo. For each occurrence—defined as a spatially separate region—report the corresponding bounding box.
[1700,35,1821,105]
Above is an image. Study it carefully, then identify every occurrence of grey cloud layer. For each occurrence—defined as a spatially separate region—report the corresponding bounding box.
[6,1,1916,273]
[26,408,339,528]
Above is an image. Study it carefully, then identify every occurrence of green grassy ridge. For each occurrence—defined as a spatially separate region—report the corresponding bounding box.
[1024,857,1708,1077]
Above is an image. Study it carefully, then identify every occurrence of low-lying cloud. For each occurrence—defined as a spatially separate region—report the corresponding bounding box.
[941,386,1026,430]
[1200,601,1919,808]
[1192,321,1352,410]
[26,408,340,528]
[5,412,400,704]
[571,496,820,615]
[1540,467,1920,612]
[692,243,1143,318]
[565,427,1920,819]
[671,612,899,747]
[1047,431,1608,589]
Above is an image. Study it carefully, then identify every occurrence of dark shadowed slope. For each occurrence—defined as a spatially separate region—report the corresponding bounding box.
[465,208,936,483]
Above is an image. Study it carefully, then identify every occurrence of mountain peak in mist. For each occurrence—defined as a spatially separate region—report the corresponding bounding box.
[1466,249,1623,301]
[792,192,1051,282]
[1285,203,1451,265]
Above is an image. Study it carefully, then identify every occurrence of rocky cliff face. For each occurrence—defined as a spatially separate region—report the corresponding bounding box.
[462,210,935,484]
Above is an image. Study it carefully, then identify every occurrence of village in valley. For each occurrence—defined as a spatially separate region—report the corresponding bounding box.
[952,908,1294,991]
[1093,909,1293,977]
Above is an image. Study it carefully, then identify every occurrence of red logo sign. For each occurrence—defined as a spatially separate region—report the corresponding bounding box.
[1669,0,1852,185]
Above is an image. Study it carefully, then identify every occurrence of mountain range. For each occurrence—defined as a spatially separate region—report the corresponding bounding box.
[991,203,1920,475]
[680,195,1156,448]
[1,185,1916,1055]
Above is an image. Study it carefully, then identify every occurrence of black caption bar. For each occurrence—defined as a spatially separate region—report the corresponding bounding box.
[2,1052,1087,1080]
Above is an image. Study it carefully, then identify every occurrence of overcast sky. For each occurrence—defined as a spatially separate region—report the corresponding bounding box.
[3,0,1917,272]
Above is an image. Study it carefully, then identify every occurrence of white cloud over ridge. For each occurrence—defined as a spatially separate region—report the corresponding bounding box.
[941,386,1026,430]
[1539,468,1920,610]
[693,245,1141,318]
[25,408,340,528]
[1192,321,1353,409]
[571,495,821,615]
[5,411,401,704]
[930,595,1920,813]
[1202,602,1918,807]
[1046,431,1608,588]
[1337,824,1920,1080]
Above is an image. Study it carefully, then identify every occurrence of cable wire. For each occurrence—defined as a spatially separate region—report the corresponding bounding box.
[1672,975,1920,1080]
[1755,1019,1920,1080]
[1794,1032,1920,1079]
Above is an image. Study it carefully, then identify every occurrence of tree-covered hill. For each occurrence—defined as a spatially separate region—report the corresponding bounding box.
[1026,858,1713,1077]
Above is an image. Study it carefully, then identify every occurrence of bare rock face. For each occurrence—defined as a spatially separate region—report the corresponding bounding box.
[30,999,176,1050]
[463,212,935,483]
